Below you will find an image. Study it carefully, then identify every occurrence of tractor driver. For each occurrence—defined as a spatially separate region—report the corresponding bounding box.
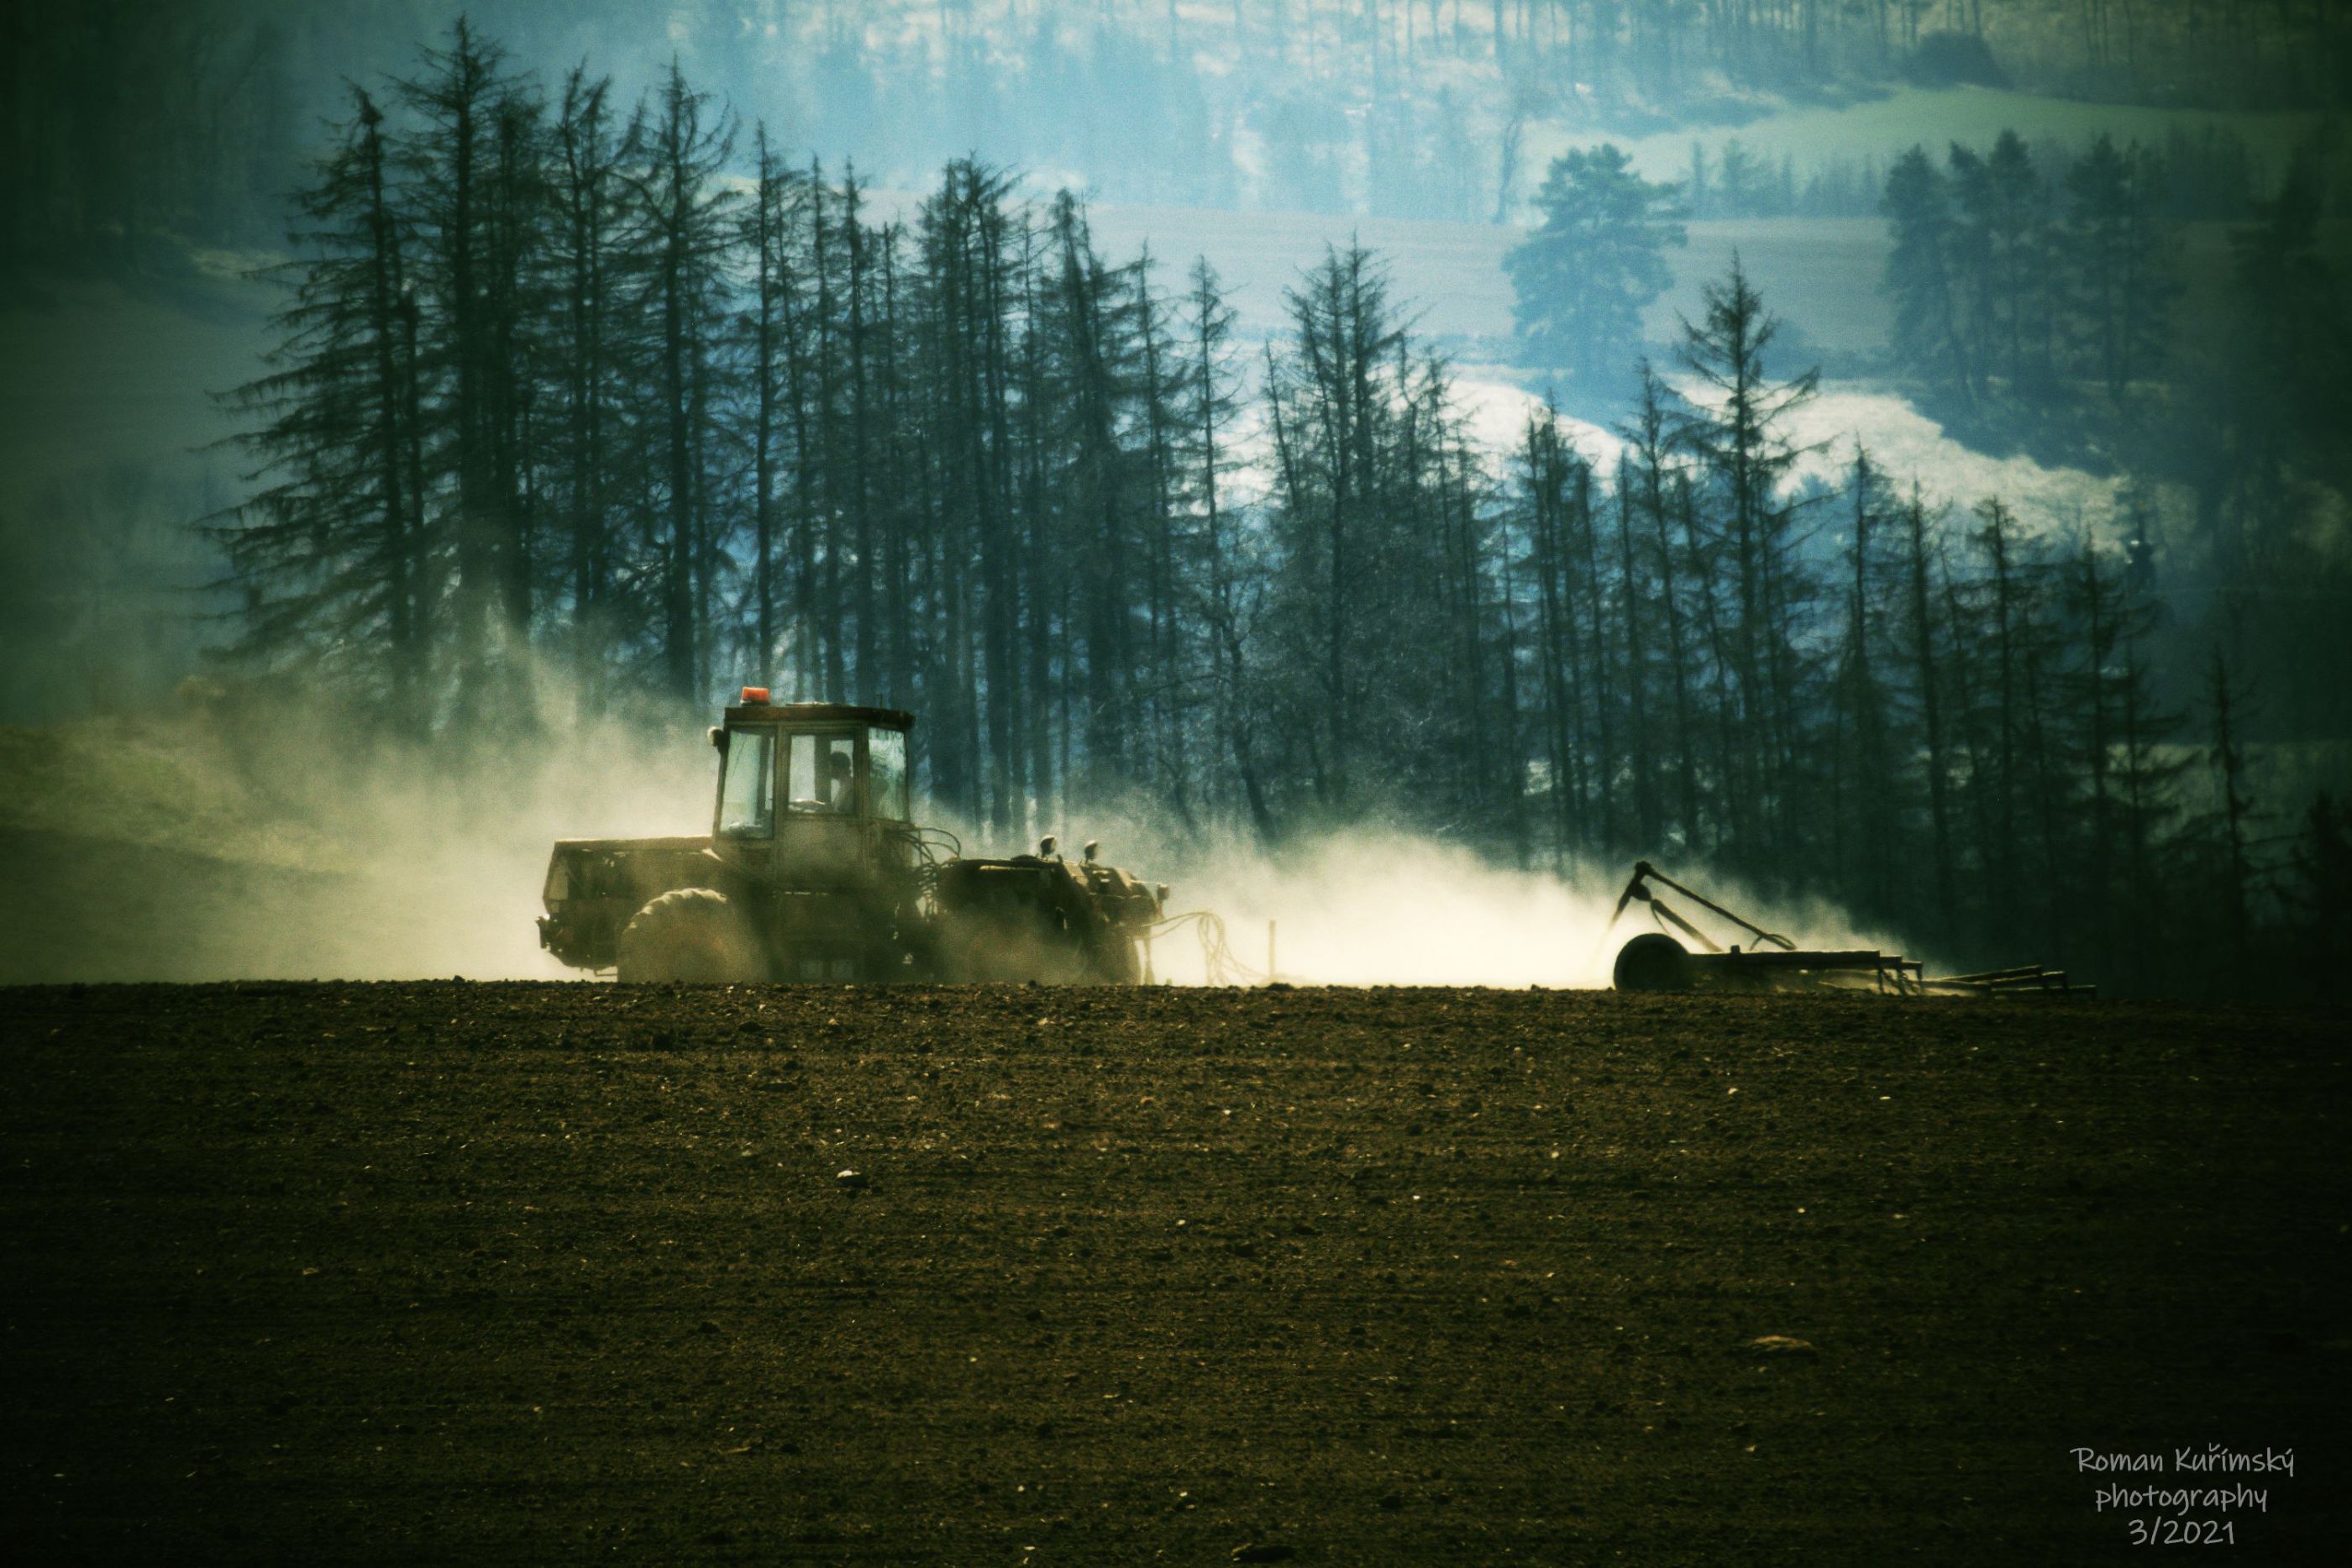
[822,749,856,813]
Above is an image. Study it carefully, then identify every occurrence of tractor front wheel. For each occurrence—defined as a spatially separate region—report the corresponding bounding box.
[616,889,764,983]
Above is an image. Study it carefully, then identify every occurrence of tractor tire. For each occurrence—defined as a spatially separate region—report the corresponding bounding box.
[1085,929,1142,985]
[616,889,764,983]
[1613,932,1694,994]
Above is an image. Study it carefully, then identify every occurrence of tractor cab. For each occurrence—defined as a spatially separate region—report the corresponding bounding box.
[711,690,915,892]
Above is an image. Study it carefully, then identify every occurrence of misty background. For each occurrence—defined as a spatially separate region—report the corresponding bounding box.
[3,1,2347,995]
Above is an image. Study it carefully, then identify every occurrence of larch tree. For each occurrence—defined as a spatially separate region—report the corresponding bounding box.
[209,87,430,718]
[619,60,738,700]
[1674,256,1819,869]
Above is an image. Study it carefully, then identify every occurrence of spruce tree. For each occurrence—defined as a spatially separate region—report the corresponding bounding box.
[1882,144,1973,403]
[2062,134,2177,399]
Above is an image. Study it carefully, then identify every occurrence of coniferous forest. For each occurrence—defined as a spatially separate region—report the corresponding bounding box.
[205,20,2349,1000]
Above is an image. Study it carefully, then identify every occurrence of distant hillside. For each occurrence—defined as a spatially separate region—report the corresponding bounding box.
[0,692,708,983]
[9,3,2343,277]
[0,266,270,722]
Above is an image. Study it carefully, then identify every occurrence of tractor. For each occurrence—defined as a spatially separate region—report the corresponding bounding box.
[537,690,1165,983]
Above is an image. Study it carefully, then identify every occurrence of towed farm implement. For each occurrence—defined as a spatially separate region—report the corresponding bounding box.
[1603,861,2091,997]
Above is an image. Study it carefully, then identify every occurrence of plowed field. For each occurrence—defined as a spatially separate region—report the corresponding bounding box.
[2,983,2344,1563]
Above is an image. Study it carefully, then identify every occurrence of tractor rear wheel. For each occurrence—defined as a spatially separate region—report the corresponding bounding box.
[1085,928,1142,985]
[1613,932,1694,994]
[616,889,764,983]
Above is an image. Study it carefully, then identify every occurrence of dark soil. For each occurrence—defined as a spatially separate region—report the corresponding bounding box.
[2,983,2344,1563]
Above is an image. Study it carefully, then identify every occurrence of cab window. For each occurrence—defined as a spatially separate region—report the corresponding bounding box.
[869,727,908,820]
[717,729,775,837]
[785,732,859,814]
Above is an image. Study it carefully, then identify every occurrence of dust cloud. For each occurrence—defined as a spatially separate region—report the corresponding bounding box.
[0,674,709,983]
[1126,826,1924,989]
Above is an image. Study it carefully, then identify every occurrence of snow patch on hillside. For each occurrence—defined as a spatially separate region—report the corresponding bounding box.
[1448,367,2118,543]
[1785,385,2120,539]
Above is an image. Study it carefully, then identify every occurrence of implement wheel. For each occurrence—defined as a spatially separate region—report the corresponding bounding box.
[1614,932,1694,994]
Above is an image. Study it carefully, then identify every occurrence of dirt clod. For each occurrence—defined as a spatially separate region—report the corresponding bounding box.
[1746,1335,1818,1359]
